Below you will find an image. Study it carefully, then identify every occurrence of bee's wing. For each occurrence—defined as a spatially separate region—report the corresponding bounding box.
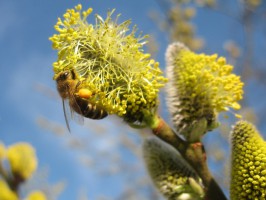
[62,99,72,132]
[62,98,84,133]
[69,95,84,126]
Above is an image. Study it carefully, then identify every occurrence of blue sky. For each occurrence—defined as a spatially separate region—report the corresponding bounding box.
[1,0,266,199]
[0,1,167,199]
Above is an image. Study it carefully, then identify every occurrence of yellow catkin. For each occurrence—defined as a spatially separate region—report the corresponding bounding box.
[230,121,266,200]
[0,180,18,200]
[50,4,167,124]
[7,142,37,180]
[165,42,243,142]
[26,190,47,200]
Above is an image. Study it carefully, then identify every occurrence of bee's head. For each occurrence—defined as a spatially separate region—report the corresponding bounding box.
[55,70,77,82]
[55,70,79,98]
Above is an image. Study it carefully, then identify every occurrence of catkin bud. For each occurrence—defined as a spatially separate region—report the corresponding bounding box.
[142,137,204,199]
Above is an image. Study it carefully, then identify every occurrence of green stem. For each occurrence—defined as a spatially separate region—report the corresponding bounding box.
[146,114,187,153]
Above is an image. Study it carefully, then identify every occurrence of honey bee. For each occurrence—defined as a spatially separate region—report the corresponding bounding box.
[55,70,108,131]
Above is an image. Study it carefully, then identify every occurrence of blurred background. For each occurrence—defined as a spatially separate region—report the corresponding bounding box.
[0,0,266,199]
